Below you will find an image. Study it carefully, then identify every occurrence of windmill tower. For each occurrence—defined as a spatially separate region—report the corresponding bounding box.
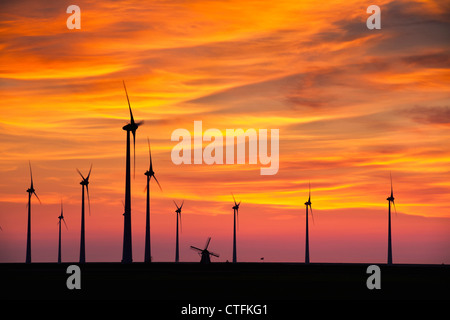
[190,237,219,264]
[77,164,92,264]
[387,173,396,265]
[231,193,241,263]
[121,81,143,264]
[26,162,41,263]
[57,201,68,264]
[144,138,162,263]
[173,200,184,262]
[304,183,314,264]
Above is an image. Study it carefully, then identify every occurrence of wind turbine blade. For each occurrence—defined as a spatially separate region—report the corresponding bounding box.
[390,172,393,197]
[393,201,397,216]
[123,80,134,124]
[308,181,311,202]
[180,200,184,210]
[310,205,315,225]
[33,191,42,204]
[173,200,179,209]
[136,121,144,127]
[231,193,237,206]
[86,164,93,180]
[63,218,68,230]
[147,137,152,170]
[29,161,33,187]
[179,212,182,234]
[132,130,136,179]
[153,175,162,191]
[76,168,85,180]
[86,184,91,216]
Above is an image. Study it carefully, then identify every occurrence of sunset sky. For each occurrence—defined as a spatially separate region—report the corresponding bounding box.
[0,0,449,264]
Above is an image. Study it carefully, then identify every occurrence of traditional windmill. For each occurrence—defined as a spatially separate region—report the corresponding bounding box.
[190,237,219,264]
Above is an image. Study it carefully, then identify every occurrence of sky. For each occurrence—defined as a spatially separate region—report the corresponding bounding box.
[0,0,449,264]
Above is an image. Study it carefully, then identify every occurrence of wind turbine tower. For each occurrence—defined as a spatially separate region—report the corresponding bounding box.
[25,162,41,263]
[304,183,314,264]
[121,81,143,263]
[77,164,92,264]
[387,173,396,265]
[57,201,68,264]
[232,193,241,263]
[173,200,184,262]
[144,138,162,263]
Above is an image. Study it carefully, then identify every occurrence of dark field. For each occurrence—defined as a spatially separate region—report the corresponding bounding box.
[1,262,448,301]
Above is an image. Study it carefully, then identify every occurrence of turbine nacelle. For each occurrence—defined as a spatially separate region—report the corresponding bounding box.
[77,165,92,185]
[304,183,314,224]
[387,173,397,215]
[305,182,312,207]
[76,165,92,215]
[122,121,143,132]
[231,193,241,210]
[173,200,184,227]
[58,207,68,230]
[27,162,41,203]
[145,169,155,177]
[143,138,162,191]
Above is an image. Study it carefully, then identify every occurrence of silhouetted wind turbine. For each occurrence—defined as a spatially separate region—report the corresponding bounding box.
[144,138,162,263]
[77,164,92,264]
[57,200,68,264]
[231,193,241,263]
[190,237,219,264]
[122,80,143,263]
[304,182,314,264]
[173,200,184,262]
[26,162,41,263]
[387,173,396,265]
